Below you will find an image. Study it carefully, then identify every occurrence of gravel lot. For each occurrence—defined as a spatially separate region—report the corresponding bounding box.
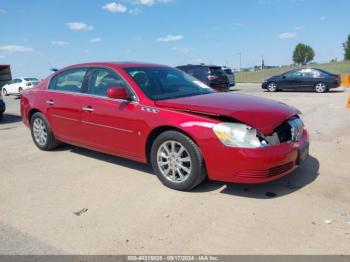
[0,84,349,255]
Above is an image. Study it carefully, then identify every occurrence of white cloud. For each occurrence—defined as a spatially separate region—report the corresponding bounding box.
[90,37,102,43]
[129,8,142,14]
[132,0,155,6]
[172,46,191,54]
[320,16,326,21]
[278,32,297,39]
[0,9,6,15]
[157,34,184,42]
[66,22,94,31]
[130,0,173,6]
[0,45,34,52]
[51,41,70,46]
[102,2,128,13]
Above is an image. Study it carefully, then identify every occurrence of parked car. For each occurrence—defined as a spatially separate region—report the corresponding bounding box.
[222,66,235,87]
[0,65,12,90]
[176,64,230,91]
[21,62,309,191]
[262,68,341,93]
[2,77,40,96]
[0,91,5,120]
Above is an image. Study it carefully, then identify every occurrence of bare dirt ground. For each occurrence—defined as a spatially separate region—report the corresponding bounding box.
[0,85,349,255]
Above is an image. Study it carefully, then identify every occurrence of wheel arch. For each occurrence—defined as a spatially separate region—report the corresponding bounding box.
[145,125,199,164]
[28,108,42,122]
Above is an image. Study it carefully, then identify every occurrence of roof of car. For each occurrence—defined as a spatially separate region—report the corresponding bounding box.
[62,62,169,70]
[177,64,222,68]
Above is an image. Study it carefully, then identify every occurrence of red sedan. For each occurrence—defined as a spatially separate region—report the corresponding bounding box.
[21,62,309,190]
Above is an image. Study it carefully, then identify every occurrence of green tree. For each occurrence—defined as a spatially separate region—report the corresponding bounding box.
[343,34,350,60]
[292,43,315,65]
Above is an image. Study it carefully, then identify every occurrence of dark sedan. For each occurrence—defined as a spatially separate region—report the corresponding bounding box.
[262,68,341,93]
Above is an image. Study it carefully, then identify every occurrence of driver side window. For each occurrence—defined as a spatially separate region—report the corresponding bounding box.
[87,68,128,97]
[285,70,302,77]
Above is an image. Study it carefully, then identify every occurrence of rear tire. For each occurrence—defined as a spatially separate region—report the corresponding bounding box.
[2,88,8,96]
[0,113,3,121]
[30,112,59,151]
[18,87,23,95]
[267,82,278,92]
[150,131,206,191]
[314,82,328,93]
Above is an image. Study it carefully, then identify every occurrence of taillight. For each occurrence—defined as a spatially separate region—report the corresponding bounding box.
[208,75,219,81]
[334,75,340,81]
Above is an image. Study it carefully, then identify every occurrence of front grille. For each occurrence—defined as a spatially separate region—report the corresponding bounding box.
[264,117,304,145]
[268,162,294,176]
[236,162,295,178]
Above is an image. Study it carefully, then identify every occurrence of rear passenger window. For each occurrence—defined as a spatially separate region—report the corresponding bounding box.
[49,68,87,93]
[87,68,128,97]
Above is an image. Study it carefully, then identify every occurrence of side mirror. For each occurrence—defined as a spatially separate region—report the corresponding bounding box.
[107,87,130,100]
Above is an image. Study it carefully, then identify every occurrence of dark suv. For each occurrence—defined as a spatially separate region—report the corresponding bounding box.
[176,64,230,91]
[0,91,5,120]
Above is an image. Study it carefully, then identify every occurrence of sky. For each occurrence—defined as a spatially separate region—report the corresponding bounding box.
[0,0,349,78]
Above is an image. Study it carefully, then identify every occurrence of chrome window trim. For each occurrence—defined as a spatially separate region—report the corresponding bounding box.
[45,89,139,104]
[46,65,139,103]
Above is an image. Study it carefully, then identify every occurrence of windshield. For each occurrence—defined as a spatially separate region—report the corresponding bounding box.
[209,67,225,76]
[24,78,39,82]
[223,69,233,75]
[125,67,214,100]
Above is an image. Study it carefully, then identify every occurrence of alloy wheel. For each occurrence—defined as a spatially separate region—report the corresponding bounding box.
[157,140,192,183]
[32,118,48,146]
[267,82,277,92]
[315,83,326,93]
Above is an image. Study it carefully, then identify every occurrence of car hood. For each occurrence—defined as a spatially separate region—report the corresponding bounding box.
[155,93,298,135]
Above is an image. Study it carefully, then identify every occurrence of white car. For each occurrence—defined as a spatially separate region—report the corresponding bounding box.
[2,77,40,96]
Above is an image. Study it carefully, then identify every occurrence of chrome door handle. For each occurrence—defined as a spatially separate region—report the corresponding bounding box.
[46,100,54,105]
[82,106,94,112]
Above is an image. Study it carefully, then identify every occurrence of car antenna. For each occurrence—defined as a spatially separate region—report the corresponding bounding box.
[50,67,59,72]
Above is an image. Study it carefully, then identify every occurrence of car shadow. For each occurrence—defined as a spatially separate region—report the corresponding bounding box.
[193,155,319,198]
[61,144,319,198]
[263,89,344,93]
[0,114,22,124]
[59,144,153,175]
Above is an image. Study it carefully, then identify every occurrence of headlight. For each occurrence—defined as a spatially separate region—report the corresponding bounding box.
[213,123,265,148]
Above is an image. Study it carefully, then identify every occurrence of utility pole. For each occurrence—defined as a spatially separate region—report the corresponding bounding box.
[261,55,265,82]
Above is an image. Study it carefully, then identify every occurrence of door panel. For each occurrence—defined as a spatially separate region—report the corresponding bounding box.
[45,92,84,143]
[278,76,296,89]
[44,67,88,143]
[79,67,144,160]
[80,97,144,159]
[279,71,302,90]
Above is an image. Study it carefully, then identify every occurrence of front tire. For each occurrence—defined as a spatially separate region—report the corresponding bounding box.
[30,112,59,151]
[314,82,328,93]
[2,88,8,96]
[267,82,278,92]
[150,131,206,191]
